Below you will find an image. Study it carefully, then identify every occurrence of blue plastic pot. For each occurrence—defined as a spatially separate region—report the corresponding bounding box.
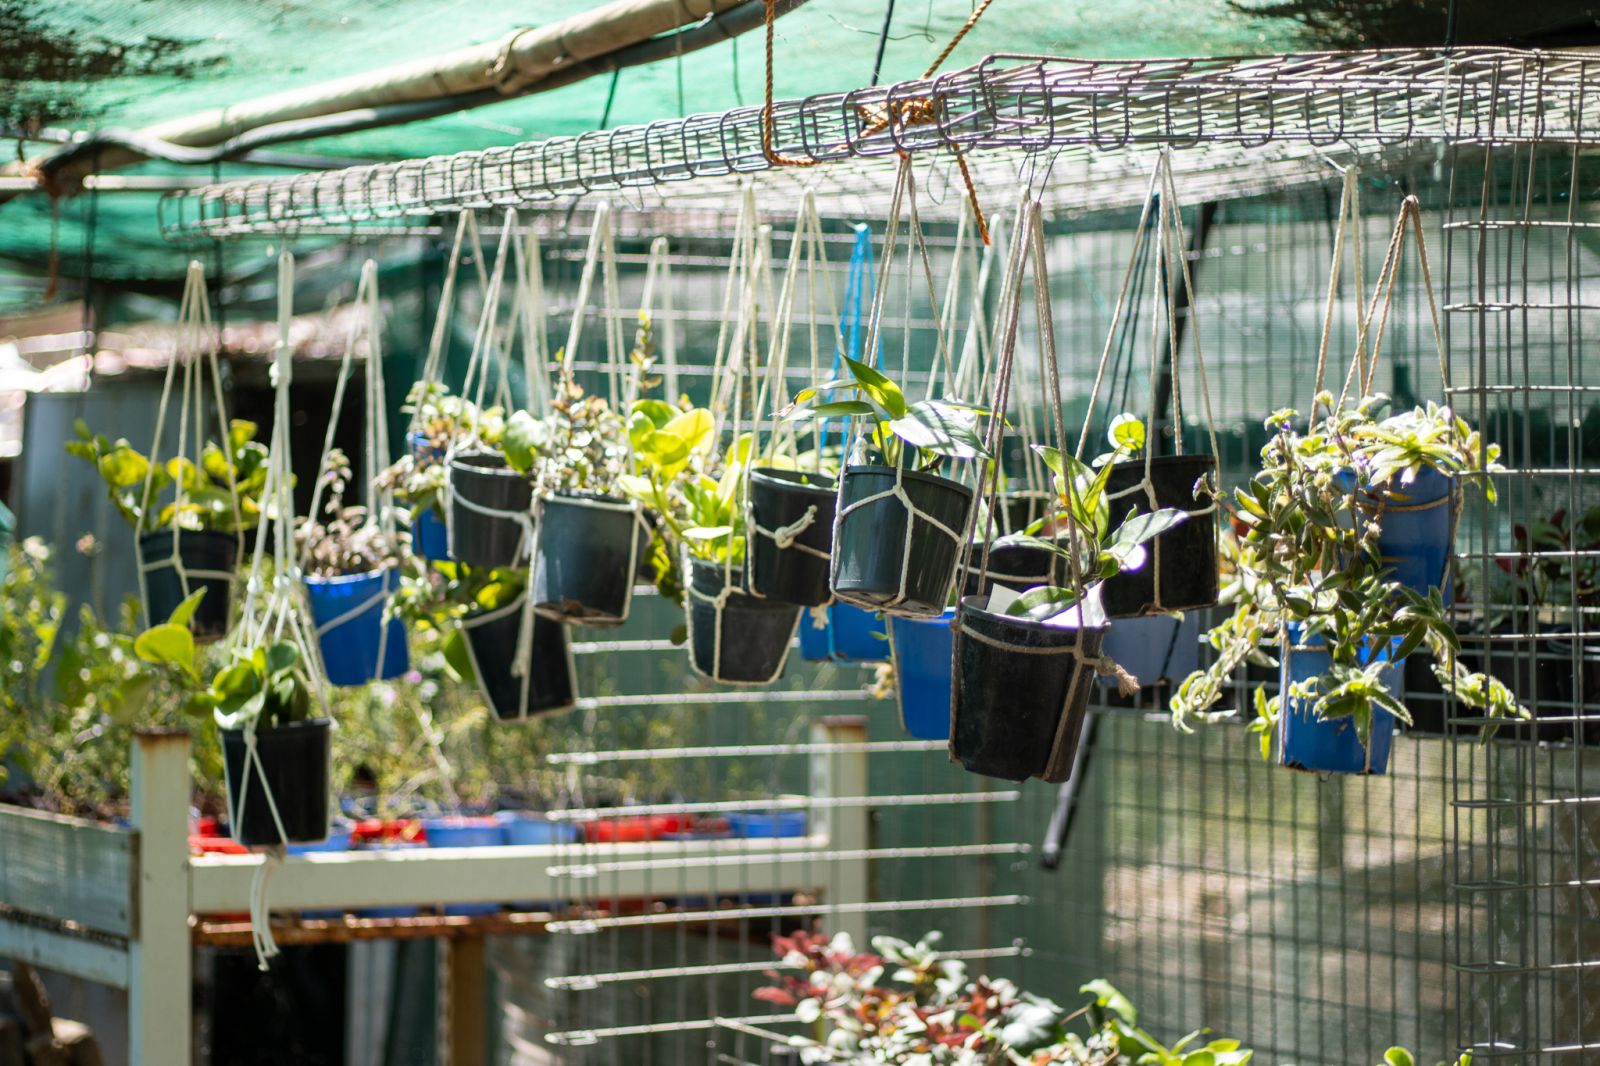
[889,609,956,740]
[1278,624,1402,775]
[304,568,409,687]
[411,506,450,561]
[423,816,508,915]
[496,811,581,846]
[726,810,807,837]
[1099,613,1201,690]
[1367,467,1454,597]
[798,602,890,662]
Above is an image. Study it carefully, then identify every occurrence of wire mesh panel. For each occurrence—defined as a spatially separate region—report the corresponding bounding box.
[1444,142,1600,1064]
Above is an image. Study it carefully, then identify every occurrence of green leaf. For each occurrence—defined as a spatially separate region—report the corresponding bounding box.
[134,623,196,673]
[890,400,988,461]
[843,355,907,419]
[1384,1049,1416,1066]
[630,398,677,431]
[1109,413,1146,456]
[1010,584,1083,621]
[228,419,258,450]
[683,524,734,541]
[167,587,207,628]
[794,400,878,420]
[501,410,548,475]
[442,627,476,683]
[1080,979,1137,1025]
[1033,444,1066,479]
[662,408,712,453]
[98,446,150,490]
[264,642,299,678]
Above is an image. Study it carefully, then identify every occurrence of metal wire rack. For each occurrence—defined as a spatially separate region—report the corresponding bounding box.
[155,47,1600,240]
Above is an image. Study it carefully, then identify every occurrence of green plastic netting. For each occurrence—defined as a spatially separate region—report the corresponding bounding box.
[0,0,1304,303]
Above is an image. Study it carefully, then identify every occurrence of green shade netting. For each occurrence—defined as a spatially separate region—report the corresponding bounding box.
[0,0,1303,302]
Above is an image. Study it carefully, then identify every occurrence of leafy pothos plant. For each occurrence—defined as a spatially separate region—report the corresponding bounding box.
[66,417,268,533]
[784,356,989,471]
[992,440,1190,623]
[1169,394,1526,756]
[615,398,725,590]
[753,927,1253,1065]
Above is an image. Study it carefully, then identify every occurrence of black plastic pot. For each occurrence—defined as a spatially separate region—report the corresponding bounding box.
[960,538,1062,600]
[747,468,837,607]
[832,465,973,615]
[533,492,638,626]
[687,557,801,685]
[1099,455,1217,618]
[635,509,661,585]
[448,452,532,569]
[949,593,1107,783]
[138,529,240,640]
[221,719,331,846]
[460,599,577,722]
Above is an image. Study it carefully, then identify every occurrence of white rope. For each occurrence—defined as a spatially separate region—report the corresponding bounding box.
[404,211,487,441]
[135,261,244,629]
[639,236,682,402]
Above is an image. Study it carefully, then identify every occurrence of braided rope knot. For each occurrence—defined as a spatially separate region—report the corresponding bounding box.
[767,504,817,550]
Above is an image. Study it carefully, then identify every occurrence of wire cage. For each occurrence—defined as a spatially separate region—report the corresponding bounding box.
[147,44,1600,1066]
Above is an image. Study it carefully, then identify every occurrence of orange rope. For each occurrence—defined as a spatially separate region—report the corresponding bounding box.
[923,0,997,79]
[762,0,818,167]
[762,0,995,242]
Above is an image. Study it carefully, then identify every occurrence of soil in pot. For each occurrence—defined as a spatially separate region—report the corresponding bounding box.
[304,568,409,687]
[687,557,801,684]
[448,452,533,569]
[461,599,577,721]
[949,593,1108,783]
[832,465,973,615]
[890,609,956,740]
[533,492,638,626]
[747,467,837,607]
[1278,625,1400,775]
[1099,455,1217,618]
[138,529,240,639]
[221,718,332,846]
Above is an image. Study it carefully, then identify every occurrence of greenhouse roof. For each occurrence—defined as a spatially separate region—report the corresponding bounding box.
[0,0,1307,303]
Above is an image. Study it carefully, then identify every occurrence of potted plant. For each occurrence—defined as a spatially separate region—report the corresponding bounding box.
[746,452,839,608]
[786,356,987,617]
[500,351,640,627]
[753,928,1254,1064]
[67,417,267,639]
[429,562,577,723]
[296,449,409,687]
[621,408,801,685]
[1093,414,1220,618]
[949,444,1188,781]
[1169,395,1527,774]
[189,640,332,846]
[380,383,503,562]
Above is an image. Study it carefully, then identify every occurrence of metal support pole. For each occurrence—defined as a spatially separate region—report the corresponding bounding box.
[811,717,870,947]
[129,729,193,1066]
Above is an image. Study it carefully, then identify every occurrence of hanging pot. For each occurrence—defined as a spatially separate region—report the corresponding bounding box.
[797,602,889,663]
[1099,611,1201,694]
[832,465,973,616]
[460,598,577,722]
[1278,624,1401,775]
[747,468,838,607]
[1098,455,1217,618]
[448,452,532,569]
[138,529,240,640]
[1355,466,1455,598]
[303,567,409,687]
[533,492,638,626]
[409,506,450,561]
[889,609,956,740]
[960,538,1062,600]
[686,556,801,685]
[949,592,1108,783]
[635,509,662,585]
[221,718,332,847]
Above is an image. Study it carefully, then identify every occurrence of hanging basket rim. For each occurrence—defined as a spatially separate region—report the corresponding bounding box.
[750,466,838,496]
[958,592,1109,638]
[842,463,975,499]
